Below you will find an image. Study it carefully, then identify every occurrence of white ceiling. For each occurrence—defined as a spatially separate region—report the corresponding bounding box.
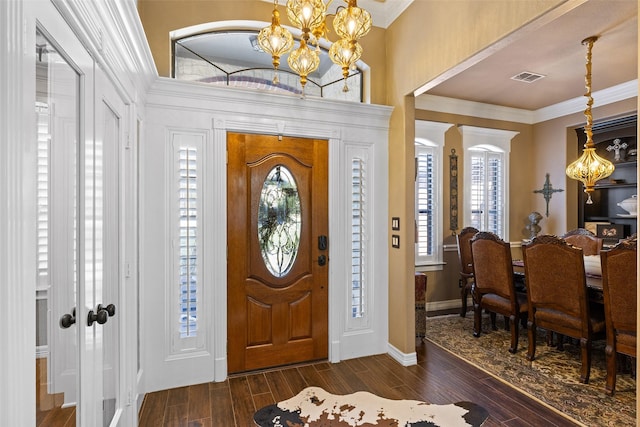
[416,0,638,112]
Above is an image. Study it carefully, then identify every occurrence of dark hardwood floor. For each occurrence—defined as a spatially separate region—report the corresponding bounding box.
[36,357,75,427]
[138,338,579,427]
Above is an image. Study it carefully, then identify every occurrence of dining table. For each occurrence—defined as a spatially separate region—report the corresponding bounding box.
[512,259,604,304]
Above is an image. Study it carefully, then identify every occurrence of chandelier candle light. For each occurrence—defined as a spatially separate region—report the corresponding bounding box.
[565,36,615,204]
[258,0,372,94]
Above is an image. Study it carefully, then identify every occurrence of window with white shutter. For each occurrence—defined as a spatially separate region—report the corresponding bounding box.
[469,149,504,236]
[415,144,436,263]
[36,102,50,289]
[176,146,200,339]
[414,121,450,267]
[351,157,366,319]
[460,126,518,241]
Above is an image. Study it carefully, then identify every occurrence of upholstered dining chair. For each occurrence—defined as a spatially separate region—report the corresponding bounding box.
[456,227,478,317]
[600,235,637,395]
[522,234,605,383]
[562,228,603,256]
[470,232,528,353]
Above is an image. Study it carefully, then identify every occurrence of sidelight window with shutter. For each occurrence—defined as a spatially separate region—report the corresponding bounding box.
[36,102,50,289]
[345,145,373,331]
[351,157,366,319]
[174,143,201,342]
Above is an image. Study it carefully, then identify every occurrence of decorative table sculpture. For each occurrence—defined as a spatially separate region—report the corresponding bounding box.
[526,211,543,240]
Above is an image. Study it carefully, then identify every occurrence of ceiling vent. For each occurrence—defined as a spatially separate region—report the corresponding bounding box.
[510,71,546,83]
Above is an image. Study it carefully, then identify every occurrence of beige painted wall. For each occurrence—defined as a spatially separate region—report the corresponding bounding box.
[383,0,564,354]
[137,0,388,105]
[414,110,535,308]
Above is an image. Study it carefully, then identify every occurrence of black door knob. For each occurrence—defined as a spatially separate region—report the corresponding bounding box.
[87,307,109,326]
[60,308,76,329]
[99,303,116,317]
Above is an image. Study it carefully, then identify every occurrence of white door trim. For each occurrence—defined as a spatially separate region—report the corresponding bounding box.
[142,80,391,390]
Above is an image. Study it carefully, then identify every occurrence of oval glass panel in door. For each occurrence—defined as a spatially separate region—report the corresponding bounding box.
[258,165,301,277]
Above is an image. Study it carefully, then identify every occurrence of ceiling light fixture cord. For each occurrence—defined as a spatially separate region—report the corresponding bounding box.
[565,35,615,204]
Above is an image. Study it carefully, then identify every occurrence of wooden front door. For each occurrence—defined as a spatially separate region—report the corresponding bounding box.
[227,132,328,373]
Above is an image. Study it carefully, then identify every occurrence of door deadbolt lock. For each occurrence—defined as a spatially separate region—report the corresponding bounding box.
[318,235,328,251]
[317,254,327,266]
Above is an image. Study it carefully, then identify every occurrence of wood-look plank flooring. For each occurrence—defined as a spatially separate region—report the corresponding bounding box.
[36,357,75,427]
[138,339,580,427]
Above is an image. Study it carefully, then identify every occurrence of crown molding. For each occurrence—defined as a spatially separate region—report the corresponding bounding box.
[415,80,638,125]
[533,80,638,123]
[415,94,535,124]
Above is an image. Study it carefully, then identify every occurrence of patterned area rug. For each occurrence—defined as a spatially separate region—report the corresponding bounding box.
[253,386,489,426]
[424,314,636,426]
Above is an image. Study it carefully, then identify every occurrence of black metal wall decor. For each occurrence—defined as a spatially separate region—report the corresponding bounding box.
[449,149,458,234]
[534,173,563,217]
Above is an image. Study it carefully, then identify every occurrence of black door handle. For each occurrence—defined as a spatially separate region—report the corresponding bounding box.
[99,303,116,317]
[317,254,327,266]
[87,303,116,326]
[60,308,76,329]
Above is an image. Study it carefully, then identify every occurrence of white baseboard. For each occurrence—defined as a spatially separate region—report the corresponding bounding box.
[425,298,471,313]
[387,342,417,366]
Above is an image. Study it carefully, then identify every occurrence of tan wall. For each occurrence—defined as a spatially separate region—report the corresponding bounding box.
[414,110,535,307]
[137,0,388,105]
[138,1,271,77]
[532,98,638,236]
[384,0,564,354]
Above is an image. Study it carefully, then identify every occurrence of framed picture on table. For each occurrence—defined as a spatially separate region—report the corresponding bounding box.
[596,223,627,245]
[584,221,609,236]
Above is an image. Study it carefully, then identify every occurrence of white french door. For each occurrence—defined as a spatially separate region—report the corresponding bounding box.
[34,3,126,426]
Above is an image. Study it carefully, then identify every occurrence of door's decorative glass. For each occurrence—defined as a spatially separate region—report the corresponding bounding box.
[258,165,301,277]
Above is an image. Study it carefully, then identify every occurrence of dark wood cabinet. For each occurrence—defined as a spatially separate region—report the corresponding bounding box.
[576,115,637,238]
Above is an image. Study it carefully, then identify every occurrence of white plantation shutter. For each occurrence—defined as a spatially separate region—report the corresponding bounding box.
[415,145,435,264]
[470,150,504,236]
[351,158,366,319]
[170,134,206,353]
[178,147,198,339]
[460,125,517,241]
[36,102,50,288]
[414,121,449,268]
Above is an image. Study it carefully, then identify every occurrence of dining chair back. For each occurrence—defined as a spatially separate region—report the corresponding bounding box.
[562,228,603,256]
[522,234,605,383]
[600,235,637,395]
[470,232,528,353]
[456,227,478,317]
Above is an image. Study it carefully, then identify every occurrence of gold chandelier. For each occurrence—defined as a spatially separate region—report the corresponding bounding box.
[565,36,615,204]
[258,0,372,94]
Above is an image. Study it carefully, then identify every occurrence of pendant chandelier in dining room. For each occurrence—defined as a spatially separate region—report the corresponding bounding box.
[565,36,615,204]
[258,0,372,94]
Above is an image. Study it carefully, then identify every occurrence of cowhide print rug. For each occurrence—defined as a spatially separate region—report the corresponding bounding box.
[253,386,489,427]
